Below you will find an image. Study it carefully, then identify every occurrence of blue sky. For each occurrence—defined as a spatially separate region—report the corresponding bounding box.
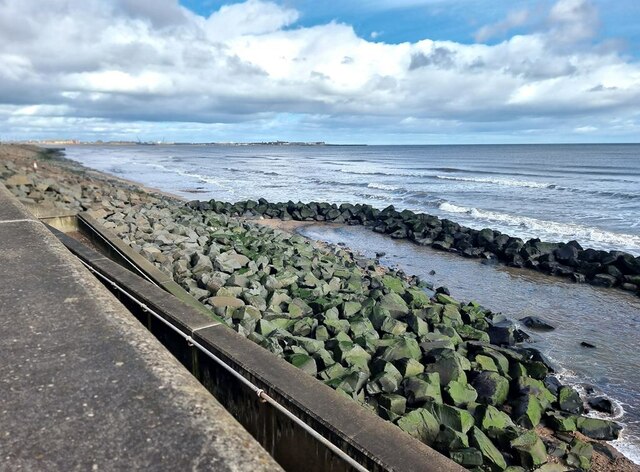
[180,0,640,50]
[0,0,639,143]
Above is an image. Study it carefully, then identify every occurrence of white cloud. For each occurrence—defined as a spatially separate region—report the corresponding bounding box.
[0,0,638,142]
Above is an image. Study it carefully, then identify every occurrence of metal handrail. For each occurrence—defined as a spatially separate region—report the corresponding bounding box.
[78,258,369,472]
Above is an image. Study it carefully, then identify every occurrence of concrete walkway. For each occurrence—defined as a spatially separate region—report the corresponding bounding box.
[0,184,282,471]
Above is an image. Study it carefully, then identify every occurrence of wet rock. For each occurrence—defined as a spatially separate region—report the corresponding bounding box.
[520,316,555,331]
[591,273,617,287]
[558,386,584,414]
[576,417,622,440]
[487,320,516,346]
[588,396,614,414]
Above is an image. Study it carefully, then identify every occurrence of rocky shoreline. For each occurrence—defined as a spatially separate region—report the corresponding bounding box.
[1,144,638,471]
[186,199,640,298]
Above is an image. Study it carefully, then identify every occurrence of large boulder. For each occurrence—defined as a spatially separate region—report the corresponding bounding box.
[214,251,250,273]
[423,348,468,386]
[510,430,547,469]
[445,379,478,407]
[397,408,440,446]
[403,373,442,405]
[472,371,509,406]
[423,401,475,434]
[379,292,410,318]
[520,316,555,331]
[469,426,507,471]
[558,386,584,414]
[576,417,622,440]
[512,394,542,428]
[379,337,421,362]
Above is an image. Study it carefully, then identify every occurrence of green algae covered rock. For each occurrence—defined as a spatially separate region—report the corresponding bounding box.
[469,426,507,471]
[397,407,440,445]
[576,416,622,440]
[379,336,421,362]
[513,393,543,429]
[516,376,556,410]
[445,379,478,407]
[424,348,468,386]
[393,358,424,378]
[436,425,469,451]
[557,386,584,414]
[477,405,516,437]
[405,287,431,308]
[472,371,510,406]
[379,292,410,318]
[403,373,442,405]
[510,430,547,469]
[546,411,577,432]
[424,401,475,434]
[456,324,490,343]
[566,438,593,471]
[450,448,484,468]
[382,275,406,294]
[287,353,317,376]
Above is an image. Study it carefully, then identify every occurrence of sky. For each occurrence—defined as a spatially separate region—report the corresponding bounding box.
[0,0,639,144]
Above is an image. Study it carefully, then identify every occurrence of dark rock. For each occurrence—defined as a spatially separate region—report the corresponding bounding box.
[486,320,515,346]
[471,371,509,406]
[543,376,562,395]
[554,245,579,266]
[580,341,596,348]
[588,396,615,414]
[591,273,617,287]
[435,286,450,296]
[558,386,584,414]
[577,417,622,440]
[520,316,555,331]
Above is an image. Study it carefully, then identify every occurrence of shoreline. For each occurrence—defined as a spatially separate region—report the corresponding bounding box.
[1,144,638,471]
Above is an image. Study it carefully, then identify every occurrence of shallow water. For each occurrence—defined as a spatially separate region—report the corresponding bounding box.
[300,224,640,463]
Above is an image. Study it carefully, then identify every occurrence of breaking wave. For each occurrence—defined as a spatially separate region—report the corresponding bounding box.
[438,202,640,255]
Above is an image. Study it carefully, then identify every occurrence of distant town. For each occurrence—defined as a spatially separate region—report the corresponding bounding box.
[10,139,328,146]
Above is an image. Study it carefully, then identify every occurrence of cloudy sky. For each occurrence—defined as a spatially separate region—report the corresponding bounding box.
[1,0,639,144]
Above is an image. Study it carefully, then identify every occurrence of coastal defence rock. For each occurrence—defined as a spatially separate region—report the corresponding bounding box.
[186,198,640,298]
[111,200,614,470]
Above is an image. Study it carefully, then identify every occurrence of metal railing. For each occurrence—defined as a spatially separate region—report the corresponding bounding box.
[78,258,369,472]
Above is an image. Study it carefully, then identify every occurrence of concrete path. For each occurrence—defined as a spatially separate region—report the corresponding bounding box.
[0,184,282,471]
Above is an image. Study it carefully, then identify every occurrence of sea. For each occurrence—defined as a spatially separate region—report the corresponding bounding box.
[63,144,640,462]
